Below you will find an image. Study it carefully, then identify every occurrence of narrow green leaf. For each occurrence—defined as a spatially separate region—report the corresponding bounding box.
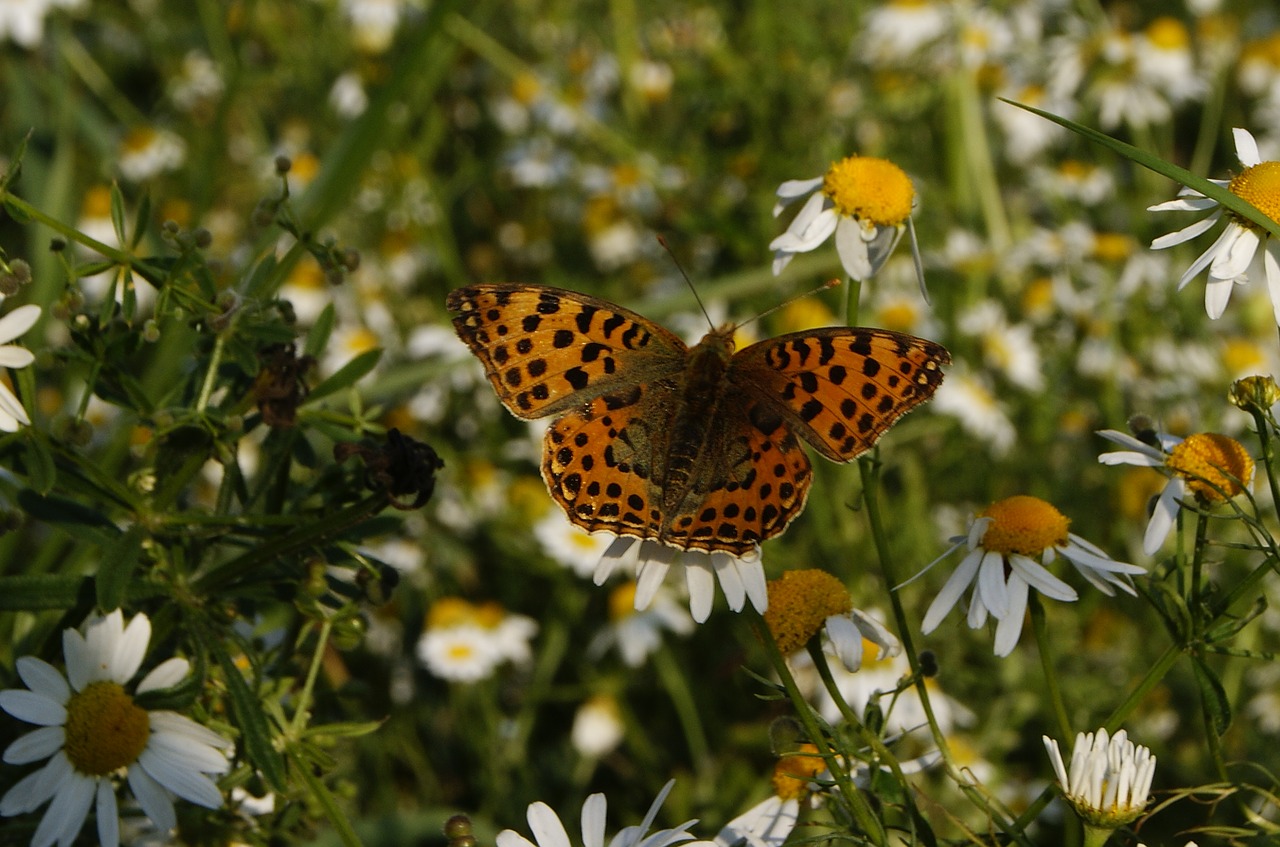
[305,303,336,359]
[130,190,152,250]
[20,428,57,495]
[97,525,145,611]
[306,348,382,403]
[211,641,288,791]
[17,490,118,546]
[1002,101,1280,241]
[2,195,33,224]
[1192,655,1232,736]
[109,183,128,247]
[0,574,93,610]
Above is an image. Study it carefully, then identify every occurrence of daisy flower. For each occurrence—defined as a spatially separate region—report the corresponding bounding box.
[763,569,900,673]
[1149,128,1280,325]
[497,780,714,847]
[1097,428,1254,555]
[593,538,767,624]
[1044,727,1155,829]
[0,610,231,847]
[571,695,625,759]
[918,495,1145,656]
[588,581,694,668]
[414,598,538,682]
[714,747,824,847]
[769,155,916,286]
[0,304,40,431]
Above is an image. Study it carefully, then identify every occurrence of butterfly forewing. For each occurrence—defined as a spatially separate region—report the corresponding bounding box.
[447,284,687,419]
[729,327,951,462]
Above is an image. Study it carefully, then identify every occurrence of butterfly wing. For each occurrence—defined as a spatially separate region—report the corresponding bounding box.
[728,327,950,462]
[447,284,688,419]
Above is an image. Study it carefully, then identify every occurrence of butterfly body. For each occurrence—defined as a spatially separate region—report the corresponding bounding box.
[447,284,949,557]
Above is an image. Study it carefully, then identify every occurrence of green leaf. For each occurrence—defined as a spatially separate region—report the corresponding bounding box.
[17,490,118,546]
[20,429,57,495]
[2,195,33,224]
[1002,101,1280,241]
[109,183,128,247]
[96,525,145,611]
[130,190,151,250]
[1192,655,1232,736]
[306,348,382,403]
[243,253,280,301]
[211,641,288,792]
[305,304,336,359]
[0,574,94,610]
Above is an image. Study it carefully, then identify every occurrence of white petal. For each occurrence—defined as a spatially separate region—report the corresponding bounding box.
[0,305,41,345]
[851,608,901,659]
[1149,211,1220,248]
[127,763,176,830]
[735,547,768,614]
[1044,736,1069,787]
[147,727,233,774]
[1209,225,1259,279]
[137,658,190,693]
[825,615,864,671]
[527,801,572,847]
[0,384,30,428]
[1264,241,1280,327]
[1,757,62,815]
[1007,555,1077,602]
[582,793,608,847]
[634,545,675,610]
[147,711,232,752]
[1177,226,1235,290]
[683,553,716,623]
[0,346,35,368]
[1144,479,1185,556]
[1234,128,1262,167]
[96,777,120,847]
[921,547,981,633]
[1098,450,1164,467]
[1148,196,1216,213]
[1095,429,1165,457]
[862,221,905,278]
[0,690,67,726]
[771,177,823,214]
[3,726,64,764]
[594,536,640,585]
[1204,275,1235,319]
[16,658,70,705]
[137,746,224,809]
[32,769,94,847]
[111,612,152,683]
[992,577,1029,656]
[498,834,539,847]
[834,218,873,280]
[710,551,745,612]
[977,549,1010,618]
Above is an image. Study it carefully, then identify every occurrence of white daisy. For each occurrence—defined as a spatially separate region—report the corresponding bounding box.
[1149,128,1280,325]
[535,510,619,578]
[763,569,900,674]
[930,370,1016,456]
[0,304,40,431]
[593,537,767,624]
[1044,728,1155,828]
[0,610,231,847]
[1097,428,1254,556]
[570,695,625,759]
[917,496,1145,656]
[588,581,694,668]
[497,780,714,847]
[415,624,501,682]
[769,155,917,287]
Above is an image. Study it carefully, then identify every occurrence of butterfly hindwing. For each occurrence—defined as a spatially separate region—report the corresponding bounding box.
[447,284,687,419]
[730,327,950,462]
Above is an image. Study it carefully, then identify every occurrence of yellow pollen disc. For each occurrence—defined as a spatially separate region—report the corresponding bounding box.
[1228,161,1280,226]
[1166,433,1254,502]
[609,582,639,620]
[446,643,476,661]
[64,681,150,776]
[763,569,853,655]
[772,744,825,800]
[1145,17,1190,50]
[427,597,477,630]
[821,156,914,226]
[978,495,1070,556]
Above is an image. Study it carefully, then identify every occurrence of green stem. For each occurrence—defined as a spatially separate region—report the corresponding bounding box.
[652,641,712,777]
[1029,594,1073,742]
[290,748,362,847]
[1190,512,1209,635]
[288,619,332,738]
[749,611,886,846]
[196,332,226,413]
[1103,644,1181,730]
[843,276,862,327]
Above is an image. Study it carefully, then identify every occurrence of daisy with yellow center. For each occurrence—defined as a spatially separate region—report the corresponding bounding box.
[713,747,821,847]
[764,569,900,673]
[918,496,1145,656]
[1149,128,1280,325]
[1098,428,1254,555]
[1044,728,1155,832]
[769,155,918,287]
[498,780,715,847]
[0,610,231,847]
[586,581,694,668]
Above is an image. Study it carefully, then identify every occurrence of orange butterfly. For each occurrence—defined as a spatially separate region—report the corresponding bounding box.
[448,283,949,618]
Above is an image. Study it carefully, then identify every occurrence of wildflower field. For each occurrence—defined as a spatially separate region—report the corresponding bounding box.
[4,1,1280,845]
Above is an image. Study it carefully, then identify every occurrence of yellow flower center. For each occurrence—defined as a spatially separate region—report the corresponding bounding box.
[821,156,914,226]
[1228,161,1280,227]
[772,744,826,801]
[64,681,150,776]
[763,569,853,655]
[1145,17,1190,50]
[427,597,477,630]
[977,496,1070,556]
[609,582,639,620]
[1166,433,1253,502]
[1091,232,1133,263]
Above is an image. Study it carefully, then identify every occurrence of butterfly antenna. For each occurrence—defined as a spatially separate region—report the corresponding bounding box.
[735,278,842,331]
[658,234,716,329]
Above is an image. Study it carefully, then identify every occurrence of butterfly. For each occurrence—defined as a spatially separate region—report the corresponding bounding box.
[447,283,950,561]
